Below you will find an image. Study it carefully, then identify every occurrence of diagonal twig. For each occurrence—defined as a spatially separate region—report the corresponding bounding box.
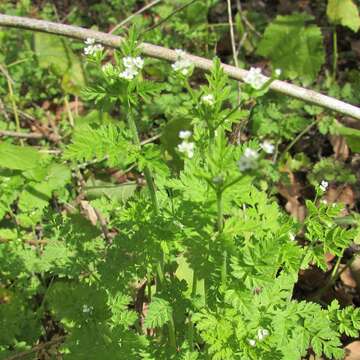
[142,0,198,34]
[109,0,162,34]
[0,14,360,120]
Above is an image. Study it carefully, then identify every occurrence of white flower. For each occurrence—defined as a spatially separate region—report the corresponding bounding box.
[83,37,104,56]
[275,68,282,76]
[238,148,259,171]
[261,140,275,154]
[201,94,215,106]
[248,339,256,347]
[320,180,329,192]
[133,56,144,69]
[257,328,269,341]
[85,38,95,45]
[119,68,137,80]
[179,130,192,140]
[119,56,144,81]
[172,49,192,76]
[289,233,295,241]
[175,49,187,58]
[82,304,94,314]
[178,141,195,158]
[244,148,259,159]
[244,67,267,90]
[84,43,104,56]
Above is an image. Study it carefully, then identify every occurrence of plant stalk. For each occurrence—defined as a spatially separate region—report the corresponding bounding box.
[168,310,177,351]
[217,190,227,289]
[332,27,338,80]
[126,108,159,214]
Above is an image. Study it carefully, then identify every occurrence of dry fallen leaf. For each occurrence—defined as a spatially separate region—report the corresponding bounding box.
[345,341,360,360]
[330,135,349,161]
[80,200,98,226]
[339,265,358,289]
[278,171,306,221]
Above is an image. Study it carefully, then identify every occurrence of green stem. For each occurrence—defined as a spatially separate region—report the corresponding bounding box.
[126,108,159,214]
[216,191,223,233]
[147,267,152,302]
[188,314,194,351]
[191,271,197,298]
[217,191,227,289]
[333,27,338,80]
[168,310,177,351]
[156,261,165,285]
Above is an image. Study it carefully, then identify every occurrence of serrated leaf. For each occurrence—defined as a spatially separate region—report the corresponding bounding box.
[0,143,42,170]
[257,13,325,84]
[143,297,172,329]
[327,0,360,32]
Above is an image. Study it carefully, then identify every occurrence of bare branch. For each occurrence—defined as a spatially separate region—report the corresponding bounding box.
[109,0,162,34]
[0,14,360,120]
[0,129,43,139]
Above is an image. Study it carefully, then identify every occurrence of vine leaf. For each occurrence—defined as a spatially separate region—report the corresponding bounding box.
[256,13,325,84]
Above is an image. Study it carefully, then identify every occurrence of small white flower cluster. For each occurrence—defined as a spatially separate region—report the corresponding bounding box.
[83,38,104,56]
[248,328,270,347]
[275,68,282,76]
[201,94,215,107]
[177,130,195,158]
[238,148,259,171]
[82,304,94,314]
[172,49,193,76]
[320,180,329,192]
[119,56,144,80]
[244,67,267,90]
[260,140,275,154]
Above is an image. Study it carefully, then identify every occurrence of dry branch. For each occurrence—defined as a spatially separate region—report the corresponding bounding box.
[0,14,360,120]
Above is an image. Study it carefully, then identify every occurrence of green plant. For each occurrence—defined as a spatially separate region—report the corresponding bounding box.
[1,26,359,359]
[1,0,360,358]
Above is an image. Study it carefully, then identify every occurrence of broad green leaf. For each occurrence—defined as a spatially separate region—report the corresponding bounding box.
[327,0,360,32]
[335,124,360,152]
[34,33,68,75]
[84,179,137,203]
[34,33,85,95]
[257,13,325,84]
[0,143,42,170]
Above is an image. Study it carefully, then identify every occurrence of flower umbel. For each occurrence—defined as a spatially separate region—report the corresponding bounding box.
[172,49,193,76]
[320,180,329,192]
[119,56,144,81]
[244,67,267,90]
[179,130,192,140]
[201,94,215,106]
[82,304,94,314]
[257,328,270,341]
[178,130,194,158]
[248,339,256,347]
[178,141,195,158]
[238,148,259,171]
[83,38,104,56]
[261,140,275,154]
